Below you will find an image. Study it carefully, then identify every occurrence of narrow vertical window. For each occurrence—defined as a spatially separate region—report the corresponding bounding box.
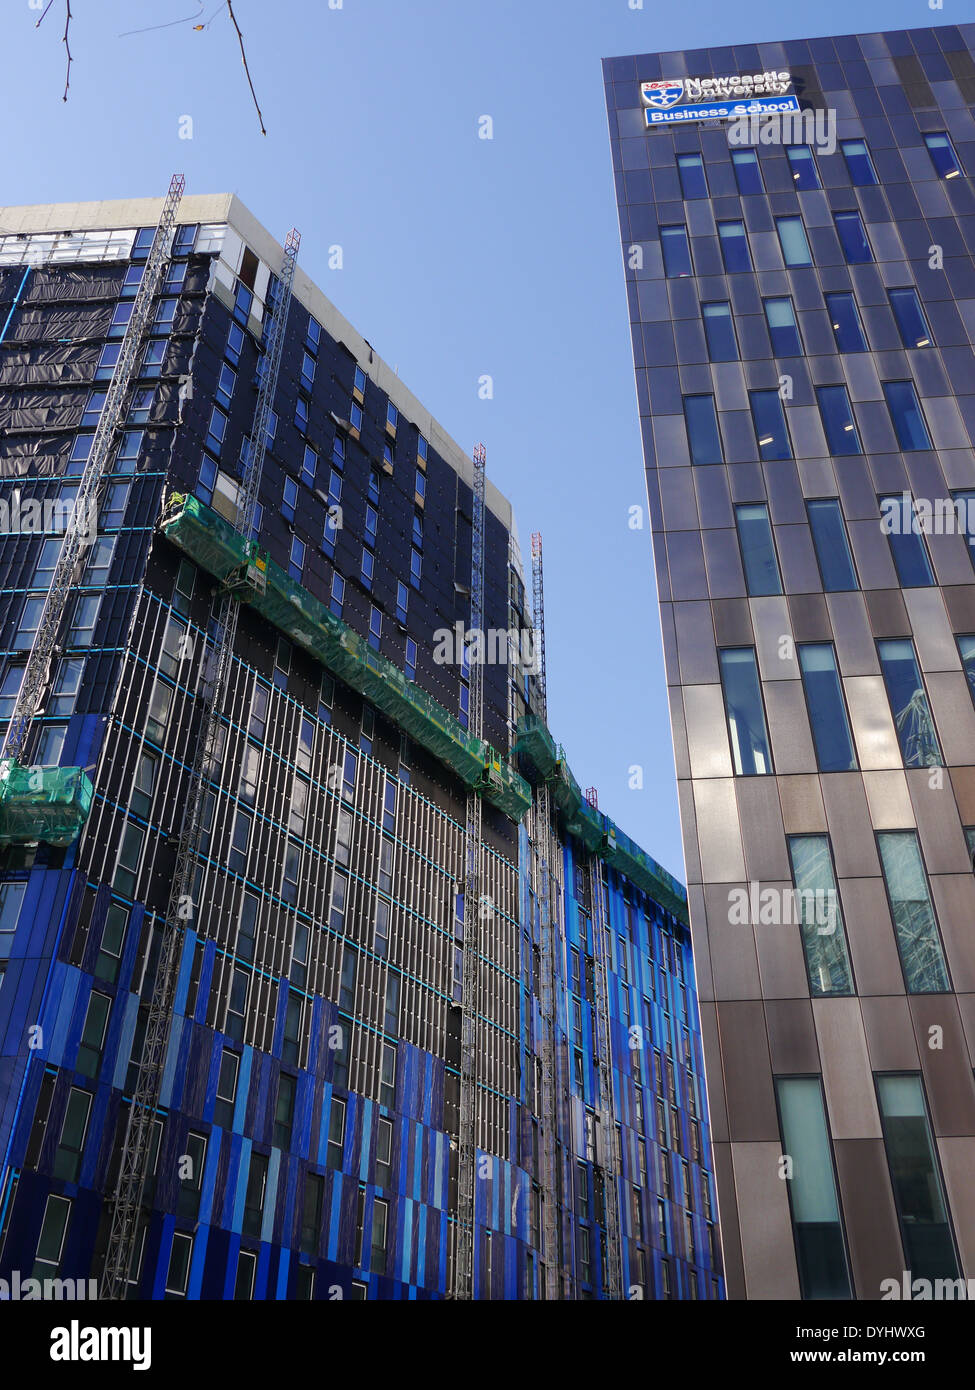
[749,389,792,461]
[807,500,857,592]
[840,138,878,185]
[775,1077,852,1299]
[879,496,935,588]
[888,289,931,348]
[775,216,812,267]
[731,148,764,194]
[883,381,932,451]
[763,297,802,356]
[877,831,950,993]
[683,395,722,465]
[717,221,751,273]
[660,225,692,278]
[877,639,941,768]
[798,644,858,772]
[835,211,872,263]
[701,302,737,361]
[876,1075,959,1278]
[923,132,961,179]
[676,152,708,198]
[787,837,854,996]
[734,503,781,596]
[785,145,820,189]
[824,292,867,353]
[718,648,773,776]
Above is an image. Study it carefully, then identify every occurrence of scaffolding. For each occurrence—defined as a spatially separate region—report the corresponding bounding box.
[453,442,486,1300]
[100,225,300,1300]
[0,175,186,848]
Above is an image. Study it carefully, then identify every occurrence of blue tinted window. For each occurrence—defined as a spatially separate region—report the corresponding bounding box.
[816,384,862,455]
[717,221,751,273]
[952,491,975,571]
[877,638,941,767]
[840,139,878,186]
[923,132,962,179]
[735,504,781,596]
[798,644,858,773]
[824,292,868,353]
[718,648,772,776]
[764,298,802,356]
[676,153,708,198]
[888,289,932,348]
[730,149,763,194]
[807,500,857,592]
[749,389,792,461]
[683,395,723,466]
[785,145,820,189]
[880,494,935,587]
[660,225,692,278]
[883,381,932,451]
[702,302,737,361]
[776,1076,853,1298]
[775,216,811,267]
[835,211,872,263]
[957,633,975,705]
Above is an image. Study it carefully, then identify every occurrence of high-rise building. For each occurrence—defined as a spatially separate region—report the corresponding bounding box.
[0,194,720,1300]
[605,22,975,1300]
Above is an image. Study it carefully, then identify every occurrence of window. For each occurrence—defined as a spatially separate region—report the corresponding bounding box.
[785,144,820,189]
[730,148,763,194]
[368,604,382,652]
[81,391,106,428]
[717,220,751,273]
[295,396,309,434]
[229,808,252,872]
[878,638,941,767]
[153,298,178,334]
[806,500,857,593]
[798,644,857,773]
[380,1042,396,1108]
[877,832,950,993]
[683,395,722,466]
[775,216,811,267]
[879,496,935,587]
[578,1226,591,1283]
[108,302,133,338]
[371,1197,389,1274]
[364,504,378,546]
[718,648,772,775]
[376,1116,393,1188]
[676,152,707,198]
[763,298,801,357]
[282,477,298,521]
[274,1073,296,1147]
[96,903,128,982]
[410,548,422,588]
[289,535,305,580]
[958,635,975,708]
[374,897,391,959]
[234,1249,257,1300]
[349,401,362,432]
[876,1074,958,1278]
[52,1087,91,1181]
[215,363,236,409]
[281,842,301,906]
[127,388,154,426]
[32,1195,71,1281]
[841,139,877,185]
[417,434,428,464]
[396,581,408,624]
[141,340,167,378]
[114,821,145,898]
[835,211,872,264]
[243,1151,269,1238]
[414,470,426,505]
[735,504,781,596]
[660,225,692,278]
[146,679,173,744]
[68,594,100,647]
[178,1132,207,1217]
[301,1172,324,1255]
[816,384,862,455]
[405,637,417,682]
[96,342,121,380]
[361,547,375,587]
[701,302,737,361]
[824,292,867,353]
[48,656,84,716]
[353,365,366,397]
[326,1096,346,1170]
[888,289,931,349]
[14,597,44,650]
[330,572,344,617]
[300,350,316,392]
[215,1049,239,1128]
[131,751,157,818]
[923,131,962,180]
[101,481,130,528]
[775,1078,851,1298]
[386,401,398,433]
[226,966,249,1042]
[749,389,792,461]
[77,990,110,1077]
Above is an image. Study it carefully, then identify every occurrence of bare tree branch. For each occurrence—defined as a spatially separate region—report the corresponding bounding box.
[225,0,266,135]
[62,0,73,103]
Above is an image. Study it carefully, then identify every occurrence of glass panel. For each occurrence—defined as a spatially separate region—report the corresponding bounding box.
[957,634,975,707]
[816,385,862,455]
[787,836,855,996]
[702,302,737,361]
[776,1077,851,1299]
[718,648,772,775]
[923,132,961,179]
[879,495,935,587]
[824,292,867,353]
[835,211,872,263]
[888,289,932,349]
[660,225,692,278]
[683,395,722,465]
[807,500,857,591]
[764,297,801,356]
[676,153,708,198]
[785,145,820,189]
[776,216,812,267]
[840,139,878,185]
[877,638,941,767]
[734,503,781,596]
[876,832,950,994]
[731,149,763,194]
[876,1074,959,1279]
[749,389,792,460]
[717,221,751,272]
[798,644,858,772]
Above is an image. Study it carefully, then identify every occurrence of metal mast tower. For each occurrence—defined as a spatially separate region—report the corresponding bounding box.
[100,226,301,1299]
[0,175,185,771]
[453,442,486,1300]
[589,854,624,1299]
[530,531,562,1299]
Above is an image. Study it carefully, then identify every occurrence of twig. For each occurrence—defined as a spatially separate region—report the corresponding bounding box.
[225,0,266,135]
[61,0,72,102]
[119,2,205,39]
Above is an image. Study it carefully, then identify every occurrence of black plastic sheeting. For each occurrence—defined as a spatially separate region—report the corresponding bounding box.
[0,342,100,385]
[10,306,112,341]
[23,267,124,303]
[0,390,84,431]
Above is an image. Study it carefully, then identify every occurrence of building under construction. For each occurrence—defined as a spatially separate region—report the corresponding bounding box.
[0,191,721,1300]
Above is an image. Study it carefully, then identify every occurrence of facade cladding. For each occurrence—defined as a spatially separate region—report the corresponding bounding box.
[0,196,720,1299]
[604,24,975,1298]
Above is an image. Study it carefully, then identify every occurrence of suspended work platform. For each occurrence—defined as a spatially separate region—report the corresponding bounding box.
[0,760,94,847]
[158,492,533,823]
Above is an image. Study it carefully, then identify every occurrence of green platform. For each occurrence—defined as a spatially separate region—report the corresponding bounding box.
[0,760,94,847]
[159,492,532,822]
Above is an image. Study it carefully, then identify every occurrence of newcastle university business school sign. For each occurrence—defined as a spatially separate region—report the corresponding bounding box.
[642,72,800,125]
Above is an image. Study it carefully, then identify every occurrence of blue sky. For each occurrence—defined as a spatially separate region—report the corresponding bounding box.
[0,0,937,879]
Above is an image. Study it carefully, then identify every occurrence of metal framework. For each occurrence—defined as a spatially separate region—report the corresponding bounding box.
[100,224,300,1300]
[0,175,185,770]
[529,532,562,1299]
[589,855,624,1299]
[453,442,486,1300]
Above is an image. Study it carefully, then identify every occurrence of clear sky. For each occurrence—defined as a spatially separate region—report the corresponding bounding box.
[0,0,940,880]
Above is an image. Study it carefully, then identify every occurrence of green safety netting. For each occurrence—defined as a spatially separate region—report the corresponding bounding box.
[159,493,532,822]
[0,759,94,847]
